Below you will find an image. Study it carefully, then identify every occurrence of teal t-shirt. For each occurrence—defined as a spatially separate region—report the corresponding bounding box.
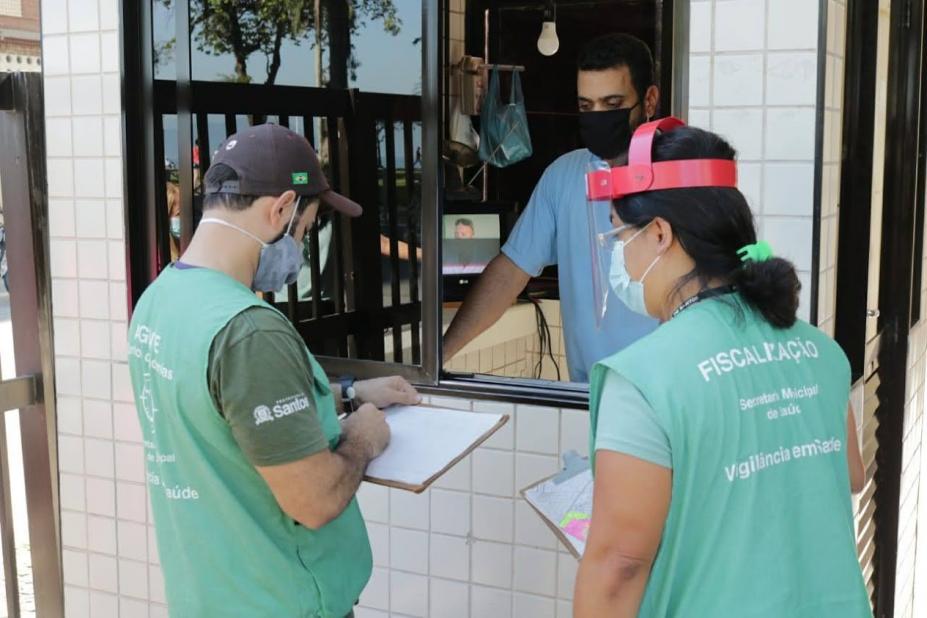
[594,372,671,468]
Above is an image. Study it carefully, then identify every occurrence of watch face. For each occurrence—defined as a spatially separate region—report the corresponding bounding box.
[345,385,356,399]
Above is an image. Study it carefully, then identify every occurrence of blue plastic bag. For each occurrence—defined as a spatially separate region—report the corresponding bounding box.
[478,69,533,168]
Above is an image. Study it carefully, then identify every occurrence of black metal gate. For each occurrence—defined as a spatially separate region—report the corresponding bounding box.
[0,71,64,617]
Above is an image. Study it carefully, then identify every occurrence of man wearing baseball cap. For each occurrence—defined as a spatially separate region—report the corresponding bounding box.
[128,124,420,616]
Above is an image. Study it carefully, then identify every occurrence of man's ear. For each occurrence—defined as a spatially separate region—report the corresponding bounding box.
[644,85,660,120]
[268,190,298,227]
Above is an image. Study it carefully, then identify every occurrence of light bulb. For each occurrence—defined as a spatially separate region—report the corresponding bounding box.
[537,21,559,56]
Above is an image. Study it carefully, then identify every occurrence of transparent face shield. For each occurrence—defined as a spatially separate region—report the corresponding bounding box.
[586,159,617,329]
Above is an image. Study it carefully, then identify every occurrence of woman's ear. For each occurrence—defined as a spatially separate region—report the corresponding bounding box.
[652,217,674,253]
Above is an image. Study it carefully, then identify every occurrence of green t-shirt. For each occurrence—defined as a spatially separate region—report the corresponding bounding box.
[594,371,671,469]
[207,306,329,466]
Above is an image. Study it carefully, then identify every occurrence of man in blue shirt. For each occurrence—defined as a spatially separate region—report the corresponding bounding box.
[443,34,661,382]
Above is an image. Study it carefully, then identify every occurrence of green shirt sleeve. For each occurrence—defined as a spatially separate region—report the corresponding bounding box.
[208,307,329,466]
[595,371,672,469]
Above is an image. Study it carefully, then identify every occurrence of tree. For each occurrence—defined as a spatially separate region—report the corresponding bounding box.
[157,0,403,87]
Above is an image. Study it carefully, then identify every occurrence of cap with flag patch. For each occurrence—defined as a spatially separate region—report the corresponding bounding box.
[205,123,362,217]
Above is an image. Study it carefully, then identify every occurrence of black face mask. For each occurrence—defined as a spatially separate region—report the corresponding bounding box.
[578,104,640,160]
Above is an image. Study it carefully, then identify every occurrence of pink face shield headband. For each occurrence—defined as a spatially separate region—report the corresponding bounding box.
[585,116,738,202]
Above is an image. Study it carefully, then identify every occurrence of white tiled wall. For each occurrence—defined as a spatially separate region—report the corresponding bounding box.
[689,0,822,322]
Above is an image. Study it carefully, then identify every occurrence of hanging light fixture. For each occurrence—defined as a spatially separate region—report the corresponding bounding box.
[537,0,559,57]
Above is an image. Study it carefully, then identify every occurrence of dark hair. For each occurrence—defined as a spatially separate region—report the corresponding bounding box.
[613,126,801,328]
[578,34,654,104]
[454,218,474,228]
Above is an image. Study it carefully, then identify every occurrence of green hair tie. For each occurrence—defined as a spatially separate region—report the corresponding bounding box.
[737,240,774,263]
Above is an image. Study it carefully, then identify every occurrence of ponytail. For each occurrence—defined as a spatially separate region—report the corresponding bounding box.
[731,257,801,328]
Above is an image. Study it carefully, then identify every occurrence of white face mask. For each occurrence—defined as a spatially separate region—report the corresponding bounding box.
[200,198,303,292]
[605,221,661,317]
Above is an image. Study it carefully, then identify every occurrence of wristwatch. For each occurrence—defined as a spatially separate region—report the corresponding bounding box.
[339,376,359,413]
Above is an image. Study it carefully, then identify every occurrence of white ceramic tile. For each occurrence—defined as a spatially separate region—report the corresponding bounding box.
[688,56,711,107]
[106,200,124,239]
[74,200,107,239]
[115,442,146,483]
[689,1,711,53]
[433,452,471,491]
[89,591,118,618]
[59,435,85,474]
[68,0,100,32]
[65,586,90,618]
[69,33,101,74]
[480,412,514,449]
[120,598,150,617]
[390,527,428,574]
[768,0,820,50]
[74,158,106,198]
[557,599,573,618]
[87,515,117,555]
[47,158,75,198]
[112,362,134,403]
[514,593,555,618]
[472,495,514,543]
[358,482,390,523]
[72,116,105,158]
[764,217,813,272]
[105,157,123,198]
[471,539,512,588]
[390,571,428,617]
[109,282,129,322]
[430,489,471,536]
[86,477,116,517]
[472,448,514,497]
[81,359,111,400]
[55,356,82,396]
[44,76,72,116]
[77,240,109,279]
[366,522,390,567]
[763,163,814,216]
[712,108,763,161]
[55,317,81,357]
[50,239,78,280]
[798,271,812,322]
[390,487,430,530]
[514,546,557,595]
[515,499,557,550]
[100,0,119,30]
[559,410,588,458]
[360,567,390,610]
[58,396,83,435]
[110,321,128,360]
[738,162,762,213]
[557,553,579,600]
[714,0,765,52]
[688,108,711,130]
[148,525,160,565]
[429,533,470,581]
[46,118,73,157]
[85,437,115,478]
[102,73,120,114]
[113,402,141,443]
[60,473,87,511]
[515,406,559,454]
[63,548,89,586]
[50,198,77,237]
[80,319,110,360]
[71,75,103,116]
[79,279,109,319]
[516,453,559,494]
[101,32,120,73]
[430,578,469,618]
[83,399,113,439]
[471,585,512,618]
[430,395,472,411]
[88,553,118,593]
[42,35,70,76]
[41,0,69,34]
[117,481,148,523]
[765,108,815,160]
[104,117,122,158]
[119,558,149,599]
[355,609,389,618]
[766,53,818,106]
[117,520,148,562]
[713,54,764,107]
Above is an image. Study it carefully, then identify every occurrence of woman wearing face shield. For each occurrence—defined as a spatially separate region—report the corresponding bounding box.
[573,120,871,618]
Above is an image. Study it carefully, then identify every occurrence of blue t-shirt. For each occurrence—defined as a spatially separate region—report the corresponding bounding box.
[502,149,658,382]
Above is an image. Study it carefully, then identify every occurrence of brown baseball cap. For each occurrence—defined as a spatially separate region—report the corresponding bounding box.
[205,123,362,217]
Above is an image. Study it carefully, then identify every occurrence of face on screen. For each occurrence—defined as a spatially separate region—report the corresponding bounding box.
[442,215,500,275]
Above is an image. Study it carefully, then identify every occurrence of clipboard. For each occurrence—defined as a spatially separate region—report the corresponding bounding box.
[520,452,593,559]
[363,404,509,494]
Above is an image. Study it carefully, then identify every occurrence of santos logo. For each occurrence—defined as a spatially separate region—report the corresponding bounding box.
[254,394,311,426]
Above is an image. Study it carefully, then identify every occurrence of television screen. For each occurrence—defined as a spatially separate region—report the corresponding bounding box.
[442,214,501,275]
